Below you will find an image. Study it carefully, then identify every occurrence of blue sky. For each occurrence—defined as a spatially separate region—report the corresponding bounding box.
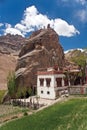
[0,0,87,50]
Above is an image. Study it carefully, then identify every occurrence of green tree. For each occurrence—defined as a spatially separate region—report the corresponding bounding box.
[71,53,86,68]
[27,87,33,97]
[16,87,25,98]
[7,72,16,98]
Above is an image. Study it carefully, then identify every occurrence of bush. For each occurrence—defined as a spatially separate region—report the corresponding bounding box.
[16,87,33,99]
[23,112,28,116]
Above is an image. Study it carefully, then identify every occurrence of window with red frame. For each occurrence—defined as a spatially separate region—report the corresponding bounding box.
[56,78,62,87]
[39,78,44,86]
[46,78,51,87]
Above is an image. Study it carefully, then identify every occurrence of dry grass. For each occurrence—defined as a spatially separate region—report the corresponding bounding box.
[0,90,6,103]
[0,105,19,117]
[0,104,29,125]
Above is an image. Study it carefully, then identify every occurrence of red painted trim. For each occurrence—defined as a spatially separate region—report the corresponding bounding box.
[37,70,63,75]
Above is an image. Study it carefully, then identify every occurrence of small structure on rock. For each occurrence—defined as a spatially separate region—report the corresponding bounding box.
[37,66,68,99]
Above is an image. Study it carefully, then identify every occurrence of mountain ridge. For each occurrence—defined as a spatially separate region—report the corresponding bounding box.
[0,34,26,90]
[65,48,87,67]
[0,33,26,54]
[65,48,87,54]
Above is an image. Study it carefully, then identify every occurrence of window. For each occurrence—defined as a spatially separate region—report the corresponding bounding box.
[46,78,51,87]
[56,78,62,87]
[41,91,43,94]
[39,78,44,86]
[47,91,50,94]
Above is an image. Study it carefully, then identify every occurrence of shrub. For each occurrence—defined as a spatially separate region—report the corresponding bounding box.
[0,90,6,104]
[16,87,33,99]
[23,112,28,116]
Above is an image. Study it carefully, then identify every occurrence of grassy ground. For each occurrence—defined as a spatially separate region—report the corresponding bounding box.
[1,98,87,130]
[0,90,6,104]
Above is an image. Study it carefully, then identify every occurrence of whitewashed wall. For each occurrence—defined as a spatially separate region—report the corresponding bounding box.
[37,74,65,99]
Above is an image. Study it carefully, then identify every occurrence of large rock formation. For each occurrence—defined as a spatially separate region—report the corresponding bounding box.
[15,26,64,88]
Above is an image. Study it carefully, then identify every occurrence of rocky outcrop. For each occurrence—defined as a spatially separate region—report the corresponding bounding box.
[15,26,64,88]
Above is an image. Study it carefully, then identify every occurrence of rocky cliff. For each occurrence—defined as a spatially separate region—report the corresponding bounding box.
[15,26,64,88]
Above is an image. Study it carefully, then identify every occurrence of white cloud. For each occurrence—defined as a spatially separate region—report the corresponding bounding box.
[57,0,87,7]
[0,23,3,27]
[75,0,86,5]
[21,6,51,31]
[53,19,80,37]
[4,23,24,37]
[3,5,79,37]
[60,0,87,5]
[76,9,87,23]
[15,24,26,31]
[5,23,11,28]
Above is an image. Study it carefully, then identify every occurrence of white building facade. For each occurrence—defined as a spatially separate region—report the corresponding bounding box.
[37,67,68,99]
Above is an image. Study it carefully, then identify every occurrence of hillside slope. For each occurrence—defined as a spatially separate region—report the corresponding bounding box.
[0,34,26,90]
[0,53,17,90]
[1,98,87,130]
[65,48,87,67]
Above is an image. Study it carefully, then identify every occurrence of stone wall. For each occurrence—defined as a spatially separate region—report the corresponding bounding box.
[68,85,87,95]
